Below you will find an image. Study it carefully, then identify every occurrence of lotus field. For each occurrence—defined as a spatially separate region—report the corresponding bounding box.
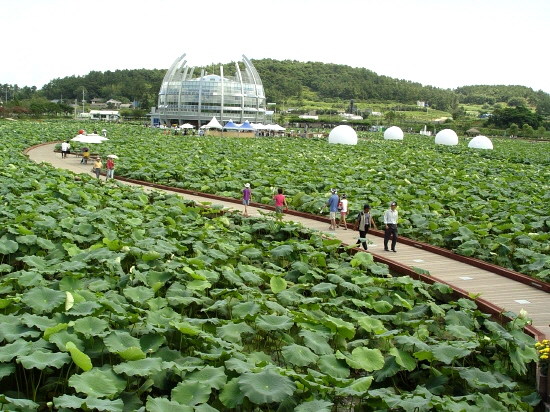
[109,124,550,282]
[0,120,544,410]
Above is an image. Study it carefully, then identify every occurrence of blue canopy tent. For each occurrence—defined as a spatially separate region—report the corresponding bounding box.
[223,120,240,130]
[239,121,255,132]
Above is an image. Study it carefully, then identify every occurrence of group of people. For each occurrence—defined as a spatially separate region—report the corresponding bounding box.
[242,183,399,252]
[92,157,116,181]
[327,189,399,252]
[241,184,288,218]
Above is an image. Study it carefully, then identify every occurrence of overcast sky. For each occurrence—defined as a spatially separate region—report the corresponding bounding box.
[2,0,549,93]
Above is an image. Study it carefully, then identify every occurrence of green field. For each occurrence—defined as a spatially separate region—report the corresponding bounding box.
[0,120,544,411]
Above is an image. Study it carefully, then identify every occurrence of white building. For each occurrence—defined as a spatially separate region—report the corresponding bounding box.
[90,110,120,121]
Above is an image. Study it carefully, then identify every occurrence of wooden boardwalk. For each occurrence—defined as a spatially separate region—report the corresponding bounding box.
[26,143,549,339]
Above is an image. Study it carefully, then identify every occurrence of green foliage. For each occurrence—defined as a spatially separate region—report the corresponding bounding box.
[0,120,541,410]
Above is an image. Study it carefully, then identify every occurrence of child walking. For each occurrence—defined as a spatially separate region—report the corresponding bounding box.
[338,194,348,229]
[242,183,252,217]
[273,188,288,214]
[353,204,377,250]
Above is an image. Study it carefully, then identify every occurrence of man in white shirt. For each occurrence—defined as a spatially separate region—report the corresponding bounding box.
[383,201,398,252]
[61,141,70,159]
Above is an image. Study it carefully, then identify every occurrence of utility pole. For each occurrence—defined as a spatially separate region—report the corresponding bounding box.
[82,88,85,115]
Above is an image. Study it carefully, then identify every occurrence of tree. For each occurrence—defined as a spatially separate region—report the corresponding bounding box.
[508,123,519,137]
[507,96,527,107]
[488,106,542,129]
[537,126,546,139]
[522,124,534,138]
[535,90,550,116]
[384,111,396,123]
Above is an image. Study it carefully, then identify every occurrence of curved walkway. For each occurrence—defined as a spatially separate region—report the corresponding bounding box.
[26,143,549,339]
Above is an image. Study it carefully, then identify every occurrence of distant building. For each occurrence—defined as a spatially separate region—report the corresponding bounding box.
[105,99,122,108]
[157,53,266,127]
[90,110,120,121]
[417,101,425,107]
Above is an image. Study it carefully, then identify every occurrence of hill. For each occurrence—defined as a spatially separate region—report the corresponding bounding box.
[2,60,550,117]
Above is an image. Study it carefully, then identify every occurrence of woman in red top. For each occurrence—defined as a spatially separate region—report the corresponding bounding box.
[106,158,115,180]
[273,188,288,214]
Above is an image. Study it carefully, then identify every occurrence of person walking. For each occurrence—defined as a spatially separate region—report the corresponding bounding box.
[273,188,288,214]
[326,189,340,230]
[354,204,377,250]
[338,194,349,229]
[384,201,399,252]
[93,157,102,179]
[242,183,252,217]
[61,140,70,159]
[106,157,115,180]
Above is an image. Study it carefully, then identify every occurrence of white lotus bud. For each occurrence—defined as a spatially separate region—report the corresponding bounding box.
[518,308,528,319]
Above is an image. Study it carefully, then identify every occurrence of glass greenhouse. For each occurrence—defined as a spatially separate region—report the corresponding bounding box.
[157,54,266,127]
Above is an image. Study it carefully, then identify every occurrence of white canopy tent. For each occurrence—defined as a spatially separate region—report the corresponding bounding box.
[201,116,223,129]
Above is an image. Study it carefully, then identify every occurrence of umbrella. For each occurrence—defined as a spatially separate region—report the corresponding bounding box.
[179,123,195,129]
[107,154,119,159]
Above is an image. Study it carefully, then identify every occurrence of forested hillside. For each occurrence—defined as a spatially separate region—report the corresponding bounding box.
[2,59,550,115]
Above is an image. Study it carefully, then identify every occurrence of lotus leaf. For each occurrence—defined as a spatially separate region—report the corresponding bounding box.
[270,276,287,293]
[282,344,319,367]
[225,357,255,374]
[295,399,334,412]
[216,321,255,344]
[0,363,15,379]
[146,396,193,412]
[0,237,19,254]
[219,377,246,408]
[68,368,125,398]
[270,244,294,258]
[344,347,385,372]
[83,396,125,412]
[20,313,57,330]
[318,354,350,378]
[389,347,416,371]
[65,341,93,371]
[323,315,355,339]
[171,380,212,406]
[232,301,261,319]
[0,320,41,343]
[299,329,333,355]
[113,357,163,377]
[186,365,227,390]
[19,350,70,370]
[256,314,294,331]
[431,344,471,364]
[73,316,110,338]
[238,366,296,404]
[0,339,31,362]
[103,330,141,353]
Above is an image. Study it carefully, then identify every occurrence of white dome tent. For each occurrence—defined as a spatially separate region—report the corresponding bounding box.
[435,129,458,146]
[384,126,404,140]
[328,125,357,145]
[468,135,493,150]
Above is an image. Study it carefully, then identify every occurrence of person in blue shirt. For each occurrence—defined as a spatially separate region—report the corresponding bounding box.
[326,189,340,230]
